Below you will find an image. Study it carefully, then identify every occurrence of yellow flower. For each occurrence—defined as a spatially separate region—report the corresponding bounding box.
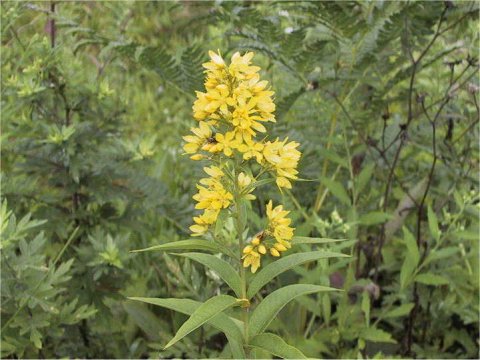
[203,50,226,71]
[203,51,228,91]
[242,232,266,273]
[238,138,264,162]
[263,139,282,163]
[198,84,235,116]
[212,131,239,157]
[190,209,220,236]
[193,92,210,121]
[192,50,276,143]
[183,121,213,154]
[190,224,208,236]
[204,166,224,178]
[263,139,301,189]
[266,200,294,247]
[192,181,233,210]
[275,176,292,189]
[242,249,261,273]
[231,97,272,141]
[238,172,256,200]
[199,166,225,187]
[228,51,260,81]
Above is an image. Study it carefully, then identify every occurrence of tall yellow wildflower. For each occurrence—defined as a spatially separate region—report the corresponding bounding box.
[184,50,302,272]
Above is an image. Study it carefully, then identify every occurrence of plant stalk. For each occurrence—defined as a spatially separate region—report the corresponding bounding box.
[233,192,249,357]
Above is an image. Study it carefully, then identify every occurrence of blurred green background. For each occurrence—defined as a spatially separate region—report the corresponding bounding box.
[1,1,479,358]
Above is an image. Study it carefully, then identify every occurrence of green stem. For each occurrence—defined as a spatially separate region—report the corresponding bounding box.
[233,193,249,356]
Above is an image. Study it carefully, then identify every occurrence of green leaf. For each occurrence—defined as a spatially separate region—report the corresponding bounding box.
[415,273,449,286]
[360,327,396,343]
[247,250,348,298]
[128,297,244,357]
[317,147,349,168]
[400,256,417,290]
[322,293,331,325]
[361,291,370,327]
[131,239,224,255]
[172,253,242,297]
[454,230,479,241]
[247,178,274,191]
[123,301,165,341]
[320,176,351,205]
[356,162,375,196]
[403,227,419,265]
[214,210,228,237]
[291,236,347,245]
[164,295,240,349]
[248,284,337,337]
[383,303,415,319]
[359,211,391,225]
[400,227,420,289]
[427,205,440,241]
[249,333,307,359]
[30,329,42,349]
[424,246,458,266]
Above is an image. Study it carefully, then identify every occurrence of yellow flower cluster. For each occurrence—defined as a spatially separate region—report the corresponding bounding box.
[242,201,294,273]
[190,166,232,236]
[183,50,301,189]
[184,51,300,268]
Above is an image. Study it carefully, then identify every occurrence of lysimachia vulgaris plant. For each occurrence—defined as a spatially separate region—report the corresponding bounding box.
[130,51,347,359]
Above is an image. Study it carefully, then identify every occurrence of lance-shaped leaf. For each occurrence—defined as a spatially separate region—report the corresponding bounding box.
[249,333,307,359]
[131,239,223,255]
[291,236,347,245]
[247,251,348,299]
[248,284,337,337]
[173,253,242,297]
[128,297,245,358]
[165,295,240,349]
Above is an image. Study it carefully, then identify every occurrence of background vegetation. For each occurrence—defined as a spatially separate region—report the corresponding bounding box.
[1,1,478,358]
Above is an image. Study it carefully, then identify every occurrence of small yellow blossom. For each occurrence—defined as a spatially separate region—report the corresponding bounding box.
[192,180,233,210]
[183,121,214,154]
[212,131,239,157]
[190,154,205,161]
[204,165,224,178]
[238,138,264,163]
[266,200,294,246]
[228,52,259,80]
[242,232,266,273]
[263,139,301,189]
[238,172,256,200]
[190,209,220,236]
[242,249,261,273]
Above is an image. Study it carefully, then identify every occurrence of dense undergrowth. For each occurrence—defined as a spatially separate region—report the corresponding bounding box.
[1,1,479,359]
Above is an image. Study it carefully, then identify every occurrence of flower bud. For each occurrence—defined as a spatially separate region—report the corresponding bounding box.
[190,154,205,161]
[243,245,253,254]
[274,243,287,252]
[270,248,280,257]
[258,245,267,254]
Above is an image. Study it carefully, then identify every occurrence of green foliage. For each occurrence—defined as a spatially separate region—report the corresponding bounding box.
[0,201,96,357]
[248,284,337,338]
[1,1,479,358]
[249,333,307,359]
[173,253,242,297]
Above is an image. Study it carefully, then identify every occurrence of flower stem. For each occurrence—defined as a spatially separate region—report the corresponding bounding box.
[234,194,249,356]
